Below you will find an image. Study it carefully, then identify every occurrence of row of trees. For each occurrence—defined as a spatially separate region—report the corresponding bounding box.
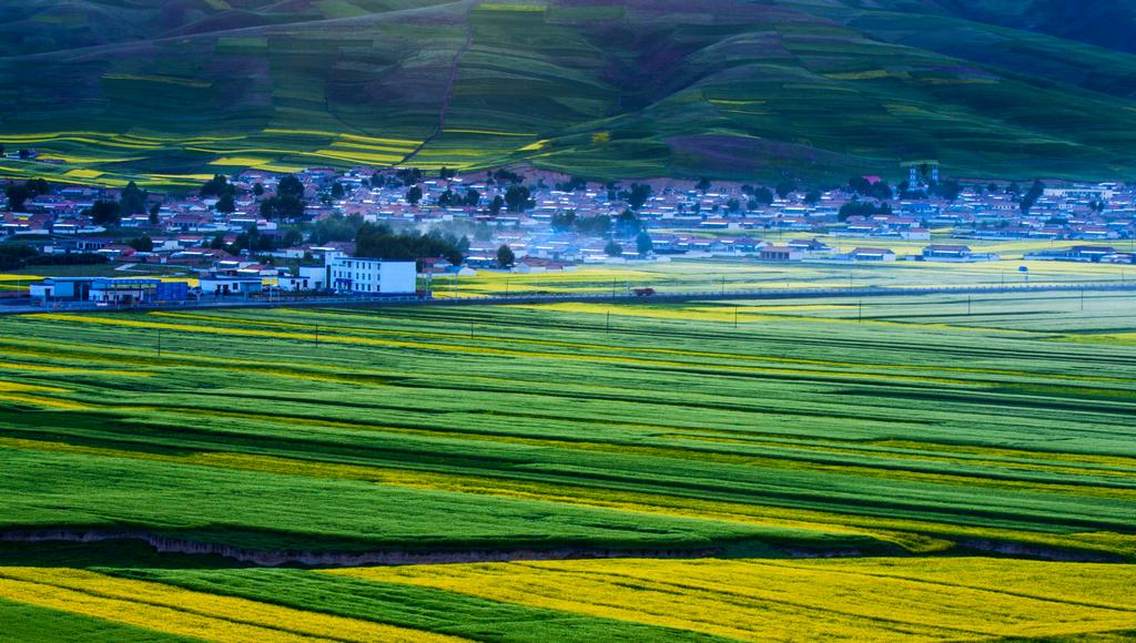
[838,200,892,222]
[0,244,107,270]
[355,223,467,266]
[5,178,51,211]
[83,181,159,226]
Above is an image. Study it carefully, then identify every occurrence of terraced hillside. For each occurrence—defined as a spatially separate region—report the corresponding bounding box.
[2,0,1136,184]
[2,293,1136,638]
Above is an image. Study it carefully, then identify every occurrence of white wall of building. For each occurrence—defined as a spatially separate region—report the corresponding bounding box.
[380,261,416,294]
[327,257,416,294]
[298,265,327,290]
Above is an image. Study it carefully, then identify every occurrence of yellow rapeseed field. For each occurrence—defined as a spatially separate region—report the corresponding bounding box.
[332,558,1136,641]
[0,568,463,643]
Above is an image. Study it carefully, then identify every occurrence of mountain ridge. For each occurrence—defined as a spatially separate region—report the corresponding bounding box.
[0,0,1134,184]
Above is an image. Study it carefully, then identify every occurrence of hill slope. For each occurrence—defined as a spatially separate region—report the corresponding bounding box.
[0,0,1134,184]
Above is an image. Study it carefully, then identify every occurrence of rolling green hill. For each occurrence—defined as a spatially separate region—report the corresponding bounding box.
[1,0,1134,185]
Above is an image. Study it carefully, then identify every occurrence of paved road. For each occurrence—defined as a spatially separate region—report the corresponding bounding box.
[2,281,1135,316]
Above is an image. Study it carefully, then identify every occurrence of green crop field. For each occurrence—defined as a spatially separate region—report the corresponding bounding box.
[1,289,1136,639]
[432,254,1136,298]
[2,0,1136,185]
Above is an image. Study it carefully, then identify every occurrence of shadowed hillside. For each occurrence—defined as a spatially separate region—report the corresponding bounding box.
[0,0,1134,184]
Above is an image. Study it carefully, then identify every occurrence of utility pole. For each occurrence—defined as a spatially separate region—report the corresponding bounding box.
[611,278,616,298]
[1081,288,1085,311]
[315,325,320,346]
[858,300,863,323]
[967,296,971,316]
[606,310,610,334]
[721,275,726,295]
[157,328,161,358]
[734,306,738,329]
[470,321,474,339]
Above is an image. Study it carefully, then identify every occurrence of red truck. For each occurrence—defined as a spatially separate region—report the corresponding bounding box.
[632,287,656,297]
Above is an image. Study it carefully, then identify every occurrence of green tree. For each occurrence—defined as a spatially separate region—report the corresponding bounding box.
[636,231,653,255]
[87,200,120,226]
[695,177,711,193]
[838,200,891,222]
[355,222,464,265]
[280,227,304,247]
[26,178,49,196]
[253,182,265,196]
[776,180,796,199]
[604,240,623,257]
[623,183,652,210]
[277,175,304,200]
[804,190,821,205]
[504,184,534,212]
[615,209,641,237]
[489,195,504,216]
[119,181,148,214]
[216,193,236,214]
[406,185,423,205]
[496,244,515,268]
[311,214,364,244]
[148,203,160,225]
[397,168,423,186]
[1020,180,1045,214]
[5,184,29,211]
[200,174,234,198]
[752,187,774,206]
[936,179,962,202]
[551,210,577,231]
[5,178,50,211]
[575,215,611,237]
[128,235,154,252]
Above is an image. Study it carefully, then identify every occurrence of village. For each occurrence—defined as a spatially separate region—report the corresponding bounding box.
[2,162,1135,307]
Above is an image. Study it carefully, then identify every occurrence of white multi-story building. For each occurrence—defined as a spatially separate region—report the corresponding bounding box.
[326,254,416,295]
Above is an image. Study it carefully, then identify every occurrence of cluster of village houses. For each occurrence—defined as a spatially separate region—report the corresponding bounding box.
[26,248,418,306]
[4,164,1136,305]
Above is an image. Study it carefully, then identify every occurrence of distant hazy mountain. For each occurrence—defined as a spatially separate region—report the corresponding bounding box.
[943,0,1136,54]
[1,0,1134,181]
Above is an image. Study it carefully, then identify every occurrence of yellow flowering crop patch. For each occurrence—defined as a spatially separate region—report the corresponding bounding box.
[332,558,1136,641]
[518,139,548,151]
[0,568,463,643]
[63,169,104,179]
